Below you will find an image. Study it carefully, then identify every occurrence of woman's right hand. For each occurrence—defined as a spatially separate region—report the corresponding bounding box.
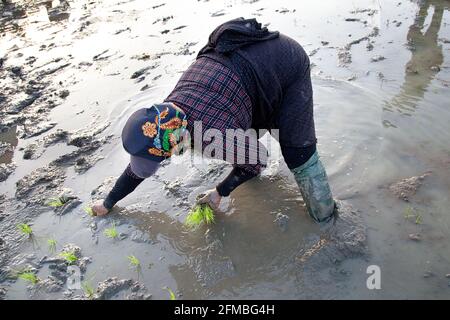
[91,200,109,216]
[196,188,222,212]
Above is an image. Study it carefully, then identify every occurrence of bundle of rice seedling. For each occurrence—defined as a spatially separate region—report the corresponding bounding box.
[17,223,33,237]
[185,203,215,228]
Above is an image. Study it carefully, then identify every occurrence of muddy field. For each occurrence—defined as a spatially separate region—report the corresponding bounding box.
[1,0,450,300]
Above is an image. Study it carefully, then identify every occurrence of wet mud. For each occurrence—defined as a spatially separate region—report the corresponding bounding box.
[388,172,431,201]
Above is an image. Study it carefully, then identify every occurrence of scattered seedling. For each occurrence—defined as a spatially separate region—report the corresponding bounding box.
[59,251,78,265]
[127,255,142,279]
[45,196,69,207]
[185,204,215,228]
[128,255,141,270]
[163,286,176,300]
[17,223,39,249]
[104,222,119,239]
[47,238,57,253]
[403,206,424,224]
[84,206,95,217]
[81,280,96,299]
[415,214,423,225]
[17,270,40,285]
[81,273,97,299]
[403,206,416,219]
[17,223,33,237]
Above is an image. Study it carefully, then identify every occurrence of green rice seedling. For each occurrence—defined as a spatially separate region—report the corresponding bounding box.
[128,255,141,270]
[185,204,215,228]
[45,197,65,207]
[163,286,176,300]
[127,255,142,279]
[59,251,78,265]
[17,223,33,237]
[403,206,416,219]
[81,281,96,299]
[84,206,95,217]
[404,206,423,224]
[415,214,423,225]
[18,271,40,285]
[47,238,57,253]
[104,222,119,239]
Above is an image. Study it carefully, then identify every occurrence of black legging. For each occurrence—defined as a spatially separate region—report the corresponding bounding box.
[216,143,316,196]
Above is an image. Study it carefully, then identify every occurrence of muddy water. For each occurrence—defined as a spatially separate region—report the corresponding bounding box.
[1,0,450,299]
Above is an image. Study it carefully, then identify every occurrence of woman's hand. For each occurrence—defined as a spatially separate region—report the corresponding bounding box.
[91,200,109,217]
[196,188,222,212]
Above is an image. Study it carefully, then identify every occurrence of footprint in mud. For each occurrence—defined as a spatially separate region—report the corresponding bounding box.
[0,163,16,182]
[88,277,151,300]
[296,201,367,267]
[292,201,368,297]
[0,141,13,161]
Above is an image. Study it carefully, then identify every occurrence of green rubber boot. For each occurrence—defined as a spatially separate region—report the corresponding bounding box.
[291,151,335,223]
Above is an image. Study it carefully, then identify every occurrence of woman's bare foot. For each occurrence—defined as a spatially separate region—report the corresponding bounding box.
[91,200,109,216]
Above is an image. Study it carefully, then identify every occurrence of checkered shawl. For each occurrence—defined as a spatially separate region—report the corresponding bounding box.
[165,57,265,175]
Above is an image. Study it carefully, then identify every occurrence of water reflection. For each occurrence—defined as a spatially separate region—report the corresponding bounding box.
[384,0,446,122]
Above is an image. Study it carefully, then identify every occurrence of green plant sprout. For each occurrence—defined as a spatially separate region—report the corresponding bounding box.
[17,223,33,237]
[403,206,416,219]
[84,206,95,217]
[127,255,142,279]
[403,206,423,224]
[45,196,67,207]
[163,286,176,300]
[18,271,40,285]
[185,204,215,228]
[104,222,119,239]
[59,251,78,265]
[47,238,57,253]
[82,281,95,299]
[415,214,423,225]
[128,255,141,270]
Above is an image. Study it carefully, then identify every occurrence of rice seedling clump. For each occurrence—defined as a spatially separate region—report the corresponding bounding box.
[128,255,141,269]
[104,222,119,239]
[82,281,96,299]
[17,223,33,237]
[185,203,215,228]
[17,271,40,285]
[127,255,142,278]
[163,286,176,300]
[45,196,69,207]
[47,238,57,253]
[59,251,78,265]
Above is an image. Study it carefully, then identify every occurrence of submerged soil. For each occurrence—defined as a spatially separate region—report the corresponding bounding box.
[1,0,450,299]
